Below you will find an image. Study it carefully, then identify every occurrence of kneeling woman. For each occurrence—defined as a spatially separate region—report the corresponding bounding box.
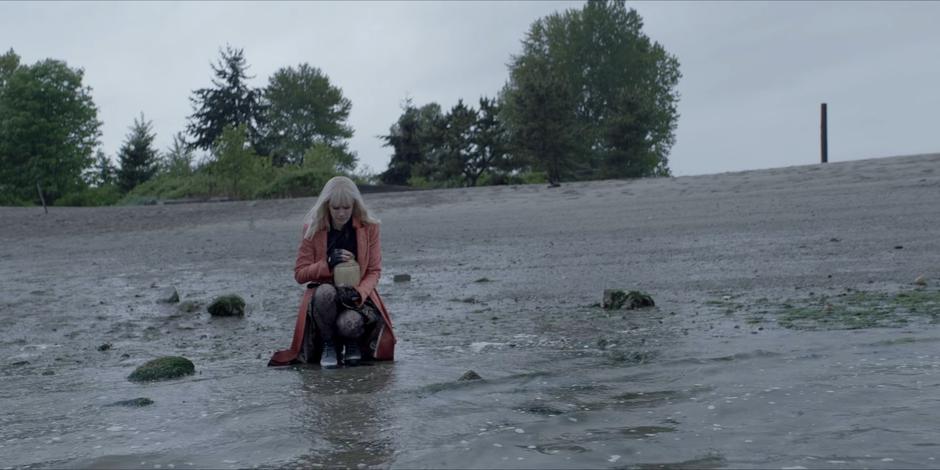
[268,176,396,368]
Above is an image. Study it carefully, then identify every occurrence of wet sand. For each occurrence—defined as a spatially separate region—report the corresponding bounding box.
[2,153,940,468]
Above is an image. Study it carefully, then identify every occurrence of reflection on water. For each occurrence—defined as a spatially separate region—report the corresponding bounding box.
[283,364,396,468]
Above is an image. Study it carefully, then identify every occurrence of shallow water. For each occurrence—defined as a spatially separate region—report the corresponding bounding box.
[2,154,940,468]
[8,305,940,469]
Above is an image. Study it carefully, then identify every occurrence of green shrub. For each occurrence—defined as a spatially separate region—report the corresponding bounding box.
[254,165,335,199]
[406,175,465,189]
[405,175,434,189]
[55,185,123,206]
[0,189,33,206]
[121,171,220,203]
[518,170,548,185]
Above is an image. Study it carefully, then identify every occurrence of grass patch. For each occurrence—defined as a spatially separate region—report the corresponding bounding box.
[775,289,940,330]
[703,288,940,331]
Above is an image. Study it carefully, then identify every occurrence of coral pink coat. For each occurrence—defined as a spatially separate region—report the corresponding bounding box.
[268,218,396,366]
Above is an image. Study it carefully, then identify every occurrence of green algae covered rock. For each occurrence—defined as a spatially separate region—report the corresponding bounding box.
[207,295,245,317]
[603,289,655,310]
[128,356,195,382]
[108,397,154,407]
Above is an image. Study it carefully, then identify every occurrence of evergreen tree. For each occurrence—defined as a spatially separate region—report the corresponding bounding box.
[382,98,510,187]
[437,99,478,186]
[380,100,444,185]
[466,97,510,186]
[380,101,422,185]
[116,113,159,192]
[502,55,583,185]
[186,46,265,152]
[89,150,117,187]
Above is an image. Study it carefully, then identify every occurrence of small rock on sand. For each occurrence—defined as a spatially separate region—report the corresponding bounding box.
[393,274,412,283]
[107,397,154,407]
[602,289,655,310]
[458,370,483,381]
[914,275,927,286]
[157,287,180,303]
[470,342,505,353]
[178,300,202,313]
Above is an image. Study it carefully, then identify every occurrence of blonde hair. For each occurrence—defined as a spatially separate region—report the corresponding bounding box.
[302,176,379,239]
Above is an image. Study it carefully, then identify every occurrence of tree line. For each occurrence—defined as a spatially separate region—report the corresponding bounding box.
[381,0,681,187]
[0,43,359,206]
[0,0,681,206]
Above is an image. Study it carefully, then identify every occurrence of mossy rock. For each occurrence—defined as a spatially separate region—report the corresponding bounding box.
[603,289,655,310]
[128,356,195,382]
[108,397,154,407]
[207,295,245,317]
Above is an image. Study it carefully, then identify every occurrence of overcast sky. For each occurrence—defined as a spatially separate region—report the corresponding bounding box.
[2,1,938,177]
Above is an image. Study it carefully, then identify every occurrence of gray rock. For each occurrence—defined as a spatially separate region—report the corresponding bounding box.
[458,370,483,381]
[177,300,202,313]
[602,289,655,310]
[393,274,412,283]
[157,287,180,304]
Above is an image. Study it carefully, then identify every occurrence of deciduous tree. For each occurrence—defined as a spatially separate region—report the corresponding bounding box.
[161,133,194,176]
[262,63,354,168]
[503,0,681,180]
[0,53,101,203]
[212,125,269,199]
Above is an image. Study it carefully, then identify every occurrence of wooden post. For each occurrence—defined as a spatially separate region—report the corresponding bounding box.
[36,181,48,214]
[820,103,828,163]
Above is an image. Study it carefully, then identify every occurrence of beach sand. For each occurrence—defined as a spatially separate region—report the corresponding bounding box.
[1,153,939,468]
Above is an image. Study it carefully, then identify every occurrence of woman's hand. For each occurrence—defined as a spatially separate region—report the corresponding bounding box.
[327,249,355,269]
[337,286,361,309]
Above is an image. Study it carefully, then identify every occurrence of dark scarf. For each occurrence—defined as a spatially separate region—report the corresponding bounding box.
[327,220,357,258]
